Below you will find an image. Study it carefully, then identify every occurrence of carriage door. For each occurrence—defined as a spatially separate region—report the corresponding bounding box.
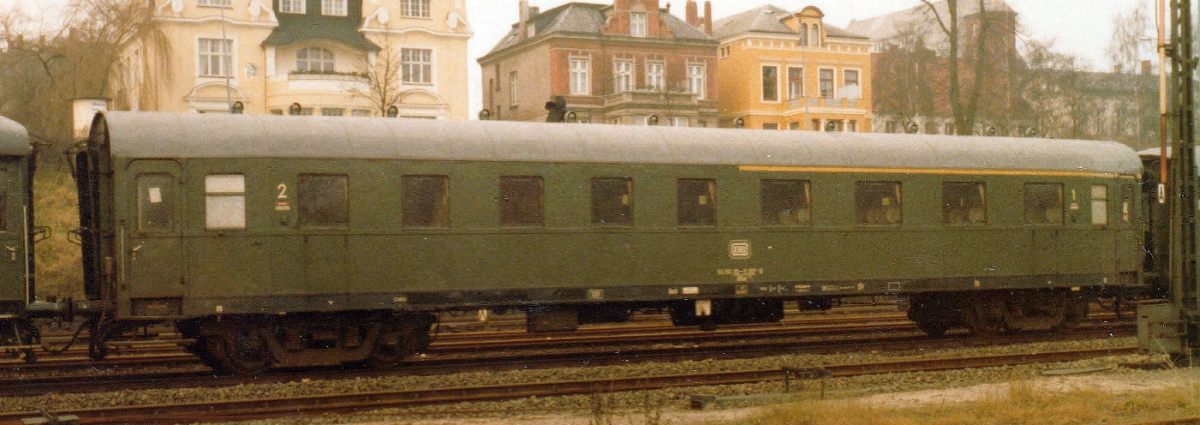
[126,161,185,308]
[0,159,27,305]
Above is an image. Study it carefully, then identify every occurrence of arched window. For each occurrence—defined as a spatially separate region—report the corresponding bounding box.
[811,24,821,48]
[296,47,334,73]
[800,23,809,46]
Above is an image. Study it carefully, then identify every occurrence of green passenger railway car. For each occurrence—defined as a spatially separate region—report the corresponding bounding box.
[76,112,1143,374]
[0,115,39,362]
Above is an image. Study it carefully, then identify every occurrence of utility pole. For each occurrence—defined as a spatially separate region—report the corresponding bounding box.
[222,6,233,113]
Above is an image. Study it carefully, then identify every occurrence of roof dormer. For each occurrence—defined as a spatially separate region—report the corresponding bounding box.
[781,6,826,47]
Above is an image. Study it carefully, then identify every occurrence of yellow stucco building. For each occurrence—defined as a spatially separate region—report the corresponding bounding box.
[713,5,873,131]
[110,0,471,119]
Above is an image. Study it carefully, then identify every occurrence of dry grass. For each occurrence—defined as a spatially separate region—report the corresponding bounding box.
[33,169,82,299]
[723,380,1200,425]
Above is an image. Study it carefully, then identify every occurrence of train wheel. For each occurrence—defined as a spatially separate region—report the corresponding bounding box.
[963,299,1006,338]
[207,325,269,375]
[21,349,36,364]
[915,320,950,337]
[368,323,405,369]
[1052,295,1089,334]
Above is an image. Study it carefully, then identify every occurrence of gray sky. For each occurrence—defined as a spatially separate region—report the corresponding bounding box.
[9,0,1155,115]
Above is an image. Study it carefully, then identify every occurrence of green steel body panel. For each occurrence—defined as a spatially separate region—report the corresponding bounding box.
[0,115,33,315]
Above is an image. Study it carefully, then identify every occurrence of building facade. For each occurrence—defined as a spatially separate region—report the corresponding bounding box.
[714,6,873,131]
[478,0,719,127]
[110,0,471,119]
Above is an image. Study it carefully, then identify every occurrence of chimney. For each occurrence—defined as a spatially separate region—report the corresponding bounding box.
[703,1,713,35]
[518,0,529,40]
[686,1,699,27]
[1142,60,1152,76]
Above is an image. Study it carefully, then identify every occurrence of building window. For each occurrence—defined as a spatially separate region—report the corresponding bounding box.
[1024,183,1064,225]
[942,182,986,225]
[500,176,544,226]
[789,121,801,130]
[198,38,233,78]
[402,175,450,228]
[321,108,345,117]
[592,177,633,226]
[856,181,902,225]
[569,57,590,95]
[671,117,689,127]
[843,69,859,88]
[761,179,811,226]
[1092,185,1109,226]
[401,0,431,18]
[943,122,955,135]
[630,12,647,37]
[614,60,633,93]
[885,121,897,133]
[321,0,346,16]
[278,0,304,14]
[848,120,858,132]
[296,47,334,73]
[137,174,174,232]
[762,65,779,102]
[677,179,716,226]
[762,123,779,130]
[812,119,821,131]
[401,48,432,85]
[271,109,284,115]
[645,61,665,91]
[800,23,809,46]
[787,67,804,100]
[811,24,821,47]
[205,175,245,230]
[199,0,231,6]
[687,64,706,99]
[351,109,372,117]
[509,71,518,106]
[819,69,834,99]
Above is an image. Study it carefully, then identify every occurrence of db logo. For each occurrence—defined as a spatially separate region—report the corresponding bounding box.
[729,240,751,259]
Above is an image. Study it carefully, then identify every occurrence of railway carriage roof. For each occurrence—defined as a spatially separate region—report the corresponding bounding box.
[100,112,1141,177]
[0,115,32,157]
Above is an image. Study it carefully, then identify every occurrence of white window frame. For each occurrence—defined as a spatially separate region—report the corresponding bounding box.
[687,63,706,99]
[401,48,434,85]
[630,12,647,37]
[351,109,372,117]
[509,71,518,107]
[1091,185,1109,226]
[278,0,305,14]
[818,67,835,99]
[401,0,431,18]
[761,64,780,103]
[205,175,246,230]
[671,117,689,127]
[197,37,234,78]
[199,0,232,7]
[321,0,347,16]
[787,66,804,100]
[614,59,634,93]
[569,57,590,95]
[296,47,335,73]
[321,108,345,117]
[645,60,665,91]
[842,69,861,88]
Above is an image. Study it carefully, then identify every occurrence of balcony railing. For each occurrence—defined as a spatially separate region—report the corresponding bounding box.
[787,97,861,109]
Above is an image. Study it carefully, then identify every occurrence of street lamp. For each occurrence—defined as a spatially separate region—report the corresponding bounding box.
[387,105,399,118]
[565,111,578,123]
[734,117,745,128]
[479,109,491,120]
[289,103,302,115]
[646,114,659,126]
[231,101,244,114]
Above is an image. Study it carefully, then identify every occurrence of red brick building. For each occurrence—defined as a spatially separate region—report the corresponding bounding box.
[478,0,719,126]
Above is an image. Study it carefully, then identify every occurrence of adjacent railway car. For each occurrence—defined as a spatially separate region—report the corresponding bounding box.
[0,115,39,362]
[76,112,1144,374]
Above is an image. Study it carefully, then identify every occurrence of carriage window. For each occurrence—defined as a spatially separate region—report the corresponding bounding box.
[761,179,811,225]
[138,174,173,231]
[1091,185,1109,226]
[677,179,716,226]
[1121,184,1135,224]
[500,176,544,226]
[205,174,245,230]
[592,177,633,226]
[942,182,986,225]
[299,174,349,226]
[1024,183,1064,225]
[856,181,902,225]
[402,176,450,228]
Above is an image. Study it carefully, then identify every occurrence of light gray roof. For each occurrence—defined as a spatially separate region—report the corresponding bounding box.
[98,112,1141,177]
[485,3,713,57]
[713,5,866,40]
[0,115,32,157]
[846,0,1015,47]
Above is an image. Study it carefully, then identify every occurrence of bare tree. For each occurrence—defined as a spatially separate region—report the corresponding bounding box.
[1108,3,1150,74]
[920,0,992,135]
[872,22,936,131]
[355,32,404,117]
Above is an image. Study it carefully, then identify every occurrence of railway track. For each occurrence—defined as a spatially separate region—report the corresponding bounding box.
[0,346,1139,424]
[0,320,1136,397]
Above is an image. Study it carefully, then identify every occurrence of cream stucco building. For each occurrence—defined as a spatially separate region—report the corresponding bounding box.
[111,0,471,119]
